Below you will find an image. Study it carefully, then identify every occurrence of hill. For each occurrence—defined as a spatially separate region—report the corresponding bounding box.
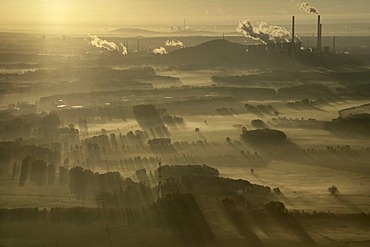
[167,39,247,63]
[110,27,159,35]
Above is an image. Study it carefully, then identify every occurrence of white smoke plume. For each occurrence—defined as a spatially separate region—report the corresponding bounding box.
[300,2,320,15]
[90,35,119,51]
[236,20,297,44]
[120,43,128,55]
[165,40,184,47]
[153,47,168,55]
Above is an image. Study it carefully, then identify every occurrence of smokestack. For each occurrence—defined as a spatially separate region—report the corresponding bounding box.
[320,23,323,53]
[317,15,321,55]
[137,40,140,52]
[333,35,336,54]
[291,16,295,58]
[183,18,186,31]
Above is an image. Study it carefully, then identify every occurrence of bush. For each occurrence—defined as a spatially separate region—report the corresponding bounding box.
[328,185,339,195]
[240,128,287,144]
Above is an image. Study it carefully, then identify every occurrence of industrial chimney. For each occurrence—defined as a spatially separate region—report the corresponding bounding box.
[317,15,321,55]
[333,35,336,54]
[291,16,295,58]
[320,23,323,51]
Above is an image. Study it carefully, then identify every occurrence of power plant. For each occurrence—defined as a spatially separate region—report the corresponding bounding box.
[245,14,335,57]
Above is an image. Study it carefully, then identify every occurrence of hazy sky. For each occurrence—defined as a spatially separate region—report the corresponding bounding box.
[0,0,369,27]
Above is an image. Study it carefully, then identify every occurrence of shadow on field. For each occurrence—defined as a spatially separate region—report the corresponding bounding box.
[332,194,364,213]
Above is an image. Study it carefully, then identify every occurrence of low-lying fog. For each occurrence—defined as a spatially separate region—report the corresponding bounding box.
[1,29,370,247]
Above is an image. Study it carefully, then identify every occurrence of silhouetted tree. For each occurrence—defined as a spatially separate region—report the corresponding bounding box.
[251,119,266,129]
[328,185,339,195]
[147,138,171,146]
[69,167,87,200]
[240,128,287,144]
[264,201,286,214]
[273,187,281,193]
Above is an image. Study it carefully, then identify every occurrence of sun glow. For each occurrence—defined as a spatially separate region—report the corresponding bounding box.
[41,1,71,25]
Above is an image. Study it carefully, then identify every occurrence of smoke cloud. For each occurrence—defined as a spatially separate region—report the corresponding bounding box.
[165,40,184,48]
[300,2,320,15]
[90,35,119,51]
[153,47,168,55]
[236,20,296,44]
[120,43,128,55]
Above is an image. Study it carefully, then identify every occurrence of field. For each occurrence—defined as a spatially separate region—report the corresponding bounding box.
[1,29,370,246]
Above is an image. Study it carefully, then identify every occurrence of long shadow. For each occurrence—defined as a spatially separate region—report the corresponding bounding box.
[252,173,265,184]
[333,194,364,213]
[276,193,297,209]
[244,210,318,247]
[221,207,266,247]
[251,141,318,166]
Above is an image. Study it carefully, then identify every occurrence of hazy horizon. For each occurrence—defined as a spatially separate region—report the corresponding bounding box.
[0,0,369,35]
[1,1,370,247]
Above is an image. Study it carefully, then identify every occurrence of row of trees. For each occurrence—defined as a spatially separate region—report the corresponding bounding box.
[18,156,56,187]
[68,167,155,209]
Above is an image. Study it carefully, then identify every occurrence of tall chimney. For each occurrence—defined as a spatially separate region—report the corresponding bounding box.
[320,23,323,51]
[317,15,321,55]
[137,39,140,52]
[333,35,336,54]
[291,16,295,58]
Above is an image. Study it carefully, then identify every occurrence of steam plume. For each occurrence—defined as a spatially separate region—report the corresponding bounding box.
[236,20,297,44]
[120,43,128,55]
[90,35,119,51]
[153,47,168,55]
[300,2,320,15]
[165,40,184,48]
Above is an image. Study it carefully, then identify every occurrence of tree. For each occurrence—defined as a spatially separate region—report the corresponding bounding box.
[264,201,286,214]
[240,128,287,144]
[328,185,338,195]
[147,138,171,146]
[273,187,281,193]
[251,119,266,129]
[69,167,87,200]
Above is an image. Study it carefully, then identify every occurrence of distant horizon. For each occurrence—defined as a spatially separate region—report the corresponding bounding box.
[0,0,369,35]
[0,18,369,37]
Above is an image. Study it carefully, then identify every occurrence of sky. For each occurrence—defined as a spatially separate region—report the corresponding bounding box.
[0,0,369,28]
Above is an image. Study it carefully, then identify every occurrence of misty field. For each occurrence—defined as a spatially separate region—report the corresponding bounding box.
[1,8,370,245]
